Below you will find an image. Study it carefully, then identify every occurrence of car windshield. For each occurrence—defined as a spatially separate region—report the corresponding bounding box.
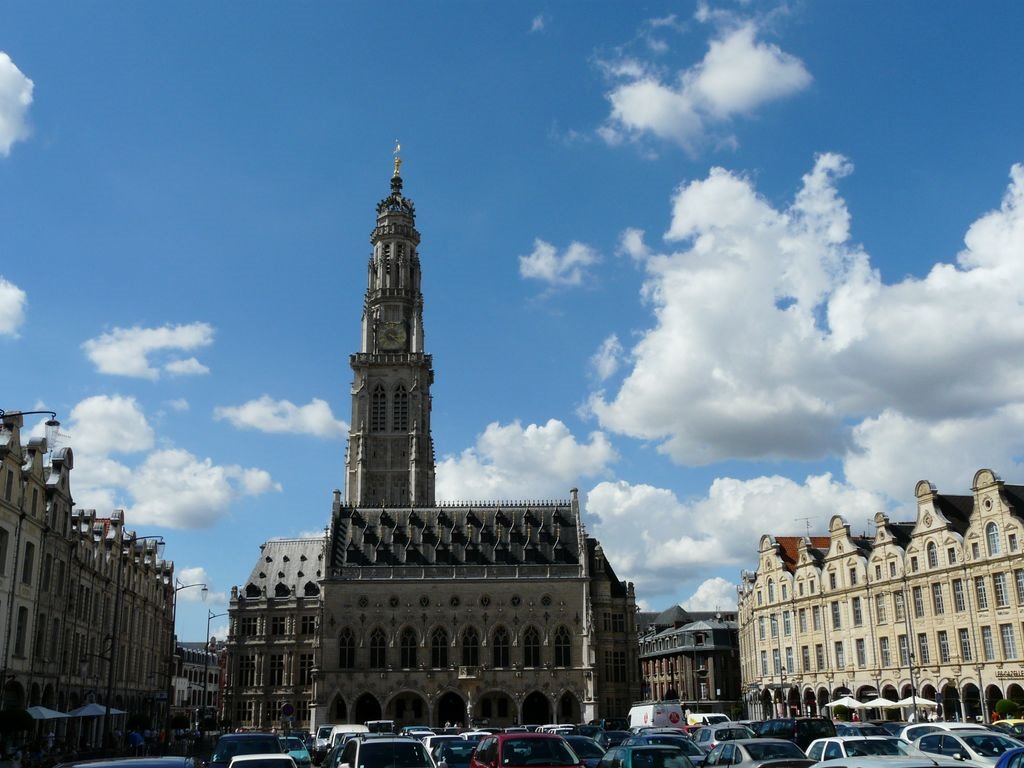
[318,728,334,740]
[961,735,1020,756]
[844,740,902,756]
[283,739,306,751]
[743,742,805,760]
[500,738,579,767]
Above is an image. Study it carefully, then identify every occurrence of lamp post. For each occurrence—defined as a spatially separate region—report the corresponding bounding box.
[104,534,165,750]
[202,610,228,747]
[168,580,207,738]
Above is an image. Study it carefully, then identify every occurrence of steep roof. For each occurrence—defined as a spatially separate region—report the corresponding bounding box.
[934,494,973,536]
[243,537,325,599]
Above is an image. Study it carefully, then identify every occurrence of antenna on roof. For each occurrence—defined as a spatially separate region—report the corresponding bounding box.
[794,516,813,537]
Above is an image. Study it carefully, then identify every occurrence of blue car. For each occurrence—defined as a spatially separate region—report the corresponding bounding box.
[992,747,1024,768]
[564,736,607,768]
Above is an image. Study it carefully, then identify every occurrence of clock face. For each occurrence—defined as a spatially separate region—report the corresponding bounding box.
[379,322,407,351]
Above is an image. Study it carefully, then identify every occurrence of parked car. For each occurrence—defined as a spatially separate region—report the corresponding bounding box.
[563,736,608,768]
[210,733,286,768]
[692,725,755,752]
[870,722,908,737]
[898,722,989,743]
[229,756,298,768]
[56,760,194,768]
[597,744,696,768]
[337,736,433,768]
[598,732,634,750]
[833,725,889,737]
[280,737,313,768]
[914,730,1024,766]
[754,720,836,751]
[993,747,1024,768]
[805,757,982,768]
[993,722,1024,739]
[471,733,582,768]
[621,735,707,767]
[805,736,917,761]
[435,740,480,768]
[703,739,813,768]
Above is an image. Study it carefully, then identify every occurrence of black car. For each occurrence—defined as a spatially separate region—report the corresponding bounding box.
[753,719,836,751]
[621,736,706,767]
[209,733,285,768]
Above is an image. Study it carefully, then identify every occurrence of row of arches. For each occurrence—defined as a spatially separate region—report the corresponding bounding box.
[336,625,573,670]
[324,688,582,728]
[749,680,1024,721]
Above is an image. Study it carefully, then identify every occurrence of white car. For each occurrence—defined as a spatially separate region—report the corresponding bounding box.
[229,754,299,768]
[805,736,921,761]
[914,730,1024,766]
[809,757,981,768]
[898,723,990,743]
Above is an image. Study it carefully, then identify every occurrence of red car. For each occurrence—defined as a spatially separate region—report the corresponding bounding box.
[471,732,582,768]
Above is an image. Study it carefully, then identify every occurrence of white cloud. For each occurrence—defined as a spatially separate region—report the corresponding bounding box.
[69,395,155,455]
[128,448,281,529]
[165,398,190,412]
[165,357,210,376]
[175,566,229,603]
[65,394,280,529]
[82,322,214,379]
[0,52,33,156]
[530,14,546,33]
[598,16,810,153]
[591,335,624,381]
[680,577,739,612]
[585,474,882,607]
[590,159,1024,480]
[214,396,348,439]
[519,239,600,287]
[436,419,617,502]
[0,277,27,336]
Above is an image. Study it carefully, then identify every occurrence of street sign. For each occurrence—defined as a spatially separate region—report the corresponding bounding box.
[281,703,295,718]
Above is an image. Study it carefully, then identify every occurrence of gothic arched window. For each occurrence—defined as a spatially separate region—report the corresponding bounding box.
[554,626,571,667]
[492,626,510,668]
[370,384,387,432]
[338,628,355,669]
[523,626,541,668]
[370,628,387,669]
[393,385,409,432]
[927,542,938,569]
[400,627,418,668]
[431,627,448,668]
[462,627,480,666]
[986,522,1001,556]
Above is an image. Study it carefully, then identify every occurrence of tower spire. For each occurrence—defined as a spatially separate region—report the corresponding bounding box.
[344,154,435,508]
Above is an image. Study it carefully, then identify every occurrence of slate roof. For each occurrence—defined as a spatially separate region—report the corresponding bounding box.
[330,502,581,571]
[242,537,326,600]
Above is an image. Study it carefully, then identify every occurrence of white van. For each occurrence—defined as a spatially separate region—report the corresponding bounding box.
[628,703,685,730]
[329,724,370,749]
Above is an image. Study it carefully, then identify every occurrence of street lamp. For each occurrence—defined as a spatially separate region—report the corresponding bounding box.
[202,609,228,745]
[168,579,208,737]
[104,534,165,749]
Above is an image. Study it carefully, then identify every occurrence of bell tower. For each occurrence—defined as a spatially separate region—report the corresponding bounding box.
[345,147,436,507]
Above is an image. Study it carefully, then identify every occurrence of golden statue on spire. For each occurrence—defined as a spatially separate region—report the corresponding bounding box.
[393,140,402,177]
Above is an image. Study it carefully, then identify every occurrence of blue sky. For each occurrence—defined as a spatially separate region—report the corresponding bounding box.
[3,2,1024,642]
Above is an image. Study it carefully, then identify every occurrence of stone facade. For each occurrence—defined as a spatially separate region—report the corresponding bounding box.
[223,160,640,732]
[0,410,174,732]
[738,468,1024,723]
[636,607,741,717]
